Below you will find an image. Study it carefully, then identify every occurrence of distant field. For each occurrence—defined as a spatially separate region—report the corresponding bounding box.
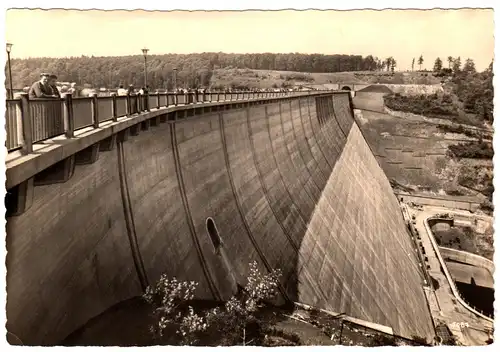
[210,69,441,89]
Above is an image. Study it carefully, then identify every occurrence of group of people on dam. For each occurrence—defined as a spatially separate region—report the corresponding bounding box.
[18,71,320,101]
[28,73,76,100]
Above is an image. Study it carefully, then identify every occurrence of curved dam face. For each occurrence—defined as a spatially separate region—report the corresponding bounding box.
[6,92,434,344]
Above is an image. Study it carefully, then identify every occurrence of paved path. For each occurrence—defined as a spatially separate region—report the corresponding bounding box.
[406,205,493,346]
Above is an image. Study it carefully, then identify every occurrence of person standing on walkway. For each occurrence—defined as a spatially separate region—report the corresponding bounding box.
[28,73,58,99]
[117,85,127,96]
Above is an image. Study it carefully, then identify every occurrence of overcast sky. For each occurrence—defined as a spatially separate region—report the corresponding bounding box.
[5,8,494,71]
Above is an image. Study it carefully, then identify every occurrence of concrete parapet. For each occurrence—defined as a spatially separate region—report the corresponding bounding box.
[439,247,494,276]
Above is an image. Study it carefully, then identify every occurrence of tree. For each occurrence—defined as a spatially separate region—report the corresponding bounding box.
[208,261,283,346]
[452,56,462,74]
[143,276,208,345]
[144,261,283,346]
[447,56,453,69]
[385,57,396,73]
[411,58,415,72]
[385,57,392,72]
[463,58,476,74]
[433,57,443,72]
[390,58,397,73]
[417,55,424,71]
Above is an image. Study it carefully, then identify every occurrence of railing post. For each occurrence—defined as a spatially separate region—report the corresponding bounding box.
[174,92,178,106]
[19,93,33,154]
[91,94,99,128]
[63,93,74,138]
[126,93,131,116]
[111,93,118,122]
[157,92,161,109]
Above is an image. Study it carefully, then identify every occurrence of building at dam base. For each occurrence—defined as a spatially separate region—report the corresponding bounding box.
[6,92,435,344]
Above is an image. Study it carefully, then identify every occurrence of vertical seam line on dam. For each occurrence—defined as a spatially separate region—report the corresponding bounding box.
[330,95,348,139]
[169,123,221,301]
[270,103,312,227]
[245,106,296,252]
[297,98,330,183]
[306,97,334,170]
[246,104,330,303]
[265,104,308,248]
[218,111,291,303]
[277,101,321,224]
[280,100,338,299]
[322,96,345,156]
[265,103,332,301]
[333,94,351,137]
[116,140,149,291]
[286,99,324,193]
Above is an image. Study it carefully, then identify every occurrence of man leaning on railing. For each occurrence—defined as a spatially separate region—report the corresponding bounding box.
[49,74,61,98]
[28,73,60,99]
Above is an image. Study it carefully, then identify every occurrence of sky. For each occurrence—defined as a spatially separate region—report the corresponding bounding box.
[5,8,495,71]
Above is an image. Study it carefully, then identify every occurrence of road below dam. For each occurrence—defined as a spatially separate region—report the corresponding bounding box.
[6,92,435,344]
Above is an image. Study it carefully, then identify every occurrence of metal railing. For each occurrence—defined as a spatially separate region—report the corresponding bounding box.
[4,90,329,153]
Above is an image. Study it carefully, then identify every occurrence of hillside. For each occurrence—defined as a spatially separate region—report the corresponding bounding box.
[353,89,493,213]
[209,69,441,90]
[9,52,439,91]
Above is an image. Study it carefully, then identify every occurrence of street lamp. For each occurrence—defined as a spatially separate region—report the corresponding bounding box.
[6,42,13,99]
[141,47,149,88]
[173,68,177,91]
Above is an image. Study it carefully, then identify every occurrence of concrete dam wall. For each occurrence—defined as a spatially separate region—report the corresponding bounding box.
[6,92,434,344]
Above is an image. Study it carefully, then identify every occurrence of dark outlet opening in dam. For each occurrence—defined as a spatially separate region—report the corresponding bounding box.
[206,217,222,252]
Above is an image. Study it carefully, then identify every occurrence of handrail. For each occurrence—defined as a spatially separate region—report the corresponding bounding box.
[5,90,336,153]
[423,216,494,323]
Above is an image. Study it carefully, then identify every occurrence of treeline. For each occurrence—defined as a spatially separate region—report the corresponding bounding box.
[387,55,493,124]
[452,61,494,124]
[8,52,384,89]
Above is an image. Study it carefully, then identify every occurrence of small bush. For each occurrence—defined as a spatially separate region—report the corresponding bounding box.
[279,73,314,82]
[144,261,283,346]
[411,335,428,345]
[143,276,208,345]
[370,334,396,346]
[480,200,494,213]
[447,141,493,159]
[384,93,458,118]
[436,124,479,138]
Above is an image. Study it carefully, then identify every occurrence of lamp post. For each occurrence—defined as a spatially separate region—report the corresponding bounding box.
[173,68,177,91]
[141,48,149,88]
[6,42,13,99]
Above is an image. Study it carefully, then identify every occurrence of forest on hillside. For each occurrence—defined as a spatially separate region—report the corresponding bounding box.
[8,52,385,89]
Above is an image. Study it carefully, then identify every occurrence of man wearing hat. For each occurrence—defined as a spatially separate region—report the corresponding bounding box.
[28,73,59,99]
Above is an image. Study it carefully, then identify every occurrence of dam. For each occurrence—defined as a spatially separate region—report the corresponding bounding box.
[5,91,435,344]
